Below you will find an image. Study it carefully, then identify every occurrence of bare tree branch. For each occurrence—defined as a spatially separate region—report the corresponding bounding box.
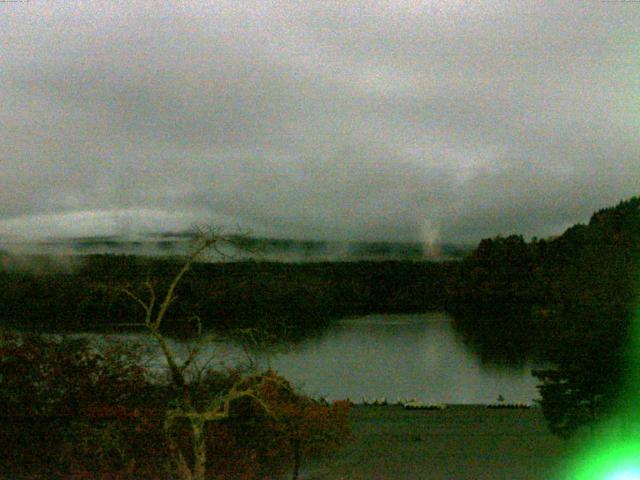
[122,226,304,480]
[121,287,151,316]
[181,316,204,373]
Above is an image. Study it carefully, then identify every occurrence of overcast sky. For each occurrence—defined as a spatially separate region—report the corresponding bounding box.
[1,1,638,243]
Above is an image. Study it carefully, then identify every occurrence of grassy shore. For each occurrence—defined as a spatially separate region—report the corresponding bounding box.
[300,405,571,480]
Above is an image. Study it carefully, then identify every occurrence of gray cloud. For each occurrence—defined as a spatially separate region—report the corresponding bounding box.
[1,0,638,242]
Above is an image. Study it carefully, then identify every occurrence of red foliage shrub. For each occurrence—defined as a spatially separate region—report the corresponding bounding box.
[205,371,351,479]
[0,331,161,478]
[0,333,350,479]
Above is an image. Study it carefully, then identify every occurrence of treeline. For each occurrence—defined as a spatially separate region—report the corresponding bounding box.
[445,196,639,436]
[450,197,639,320]
[0,256,455,339]
[448,196,639,361]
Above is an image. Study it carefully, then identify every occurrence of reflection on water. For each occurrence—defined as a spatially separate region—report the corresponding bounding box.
[73,312,547,404]
[265,313,546,404]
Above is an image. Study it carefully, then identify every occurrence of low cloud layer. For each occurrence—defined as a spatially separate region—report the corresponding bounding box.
[1,1,638,243]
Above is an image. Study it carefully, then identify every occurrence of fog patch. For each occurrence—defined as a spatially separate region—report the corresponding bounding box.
[0,251,83,274]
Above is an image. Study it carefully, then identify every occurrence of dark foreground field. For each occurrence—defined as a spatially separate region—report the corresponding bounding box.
[300,405,570,480]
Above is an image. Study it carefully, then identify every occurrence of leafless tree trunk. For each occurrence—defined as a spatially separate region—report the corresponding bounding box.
[123,229,287,480]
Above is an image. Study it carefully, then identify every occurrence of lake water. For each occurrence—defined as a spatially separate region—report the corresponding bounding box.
[80,312,546,405]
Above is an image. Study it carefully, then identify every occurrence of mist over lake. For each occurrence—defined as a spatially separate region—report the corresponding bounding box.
[0,234,470,263]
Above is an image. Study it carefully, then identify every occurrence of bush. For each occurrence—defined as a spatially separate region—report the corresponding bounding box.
[0,332,350,479]
[0,331,158,478]
[204,370,351,479]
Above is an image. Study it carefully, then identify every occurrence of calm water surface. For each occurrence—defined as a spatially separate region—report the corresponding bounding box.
[84,312,546,405]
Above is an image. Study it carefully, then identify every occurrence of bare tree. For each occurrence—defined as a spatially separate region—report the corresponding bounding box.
[122,228,290,480]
